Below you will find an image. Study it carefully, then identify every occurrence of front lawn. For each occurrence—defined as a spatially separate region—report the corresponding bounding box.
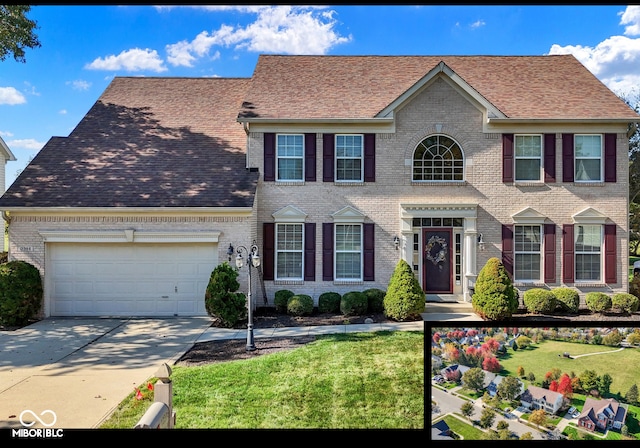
[100,331,424,429]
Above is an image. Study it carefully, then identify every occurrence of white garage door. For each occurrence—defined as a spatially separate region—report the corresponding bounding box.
[48,243,218,317]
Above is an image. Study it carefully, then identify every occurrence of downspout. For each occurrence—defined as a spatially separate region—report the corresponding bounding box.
[1,210,9,224]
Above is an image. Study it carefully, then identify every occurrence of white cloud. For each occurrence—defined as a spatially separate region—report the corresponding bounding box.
[470,20,486,29]
[67,80,92,91]
[0,131,14,138]
[59,109,67,115]
[85,48,167,72]
[7,138,45,151]
[0,87,27,105]
[166,5,351,67]
[620,5,640,36]
[547,6,640,98]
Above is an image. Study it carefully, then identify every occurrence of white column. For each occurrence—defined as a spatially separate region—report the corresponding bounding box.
[463,217,478,302]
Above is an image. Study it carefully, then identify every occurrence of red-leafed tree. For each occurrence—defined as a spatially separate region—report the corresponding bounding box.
[557,373,574,399]
[444,368,462,383]
[481,337,500,354]
[549,380,559,392]
[482,355,501,373]
[433,333,441,343]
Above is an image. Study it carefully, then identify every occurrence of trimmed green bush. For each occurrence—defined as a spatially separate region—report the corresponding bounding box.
[274,289,295,314]
[363,288,386,313]
[340,291,368,316]
[552,287,580,313]
[0,260,43,327]
[287,294,314,316]
[471,257,519,320]
[204,262,246,328]
[383,259,425,321]
[585,292,612,314]
[318,292,341,313]
[612,293,640,315]
[522,288,557,314]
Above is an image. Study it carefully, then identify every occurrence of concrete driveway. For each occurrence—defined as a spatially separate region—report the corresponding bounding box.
[0,317,213,429]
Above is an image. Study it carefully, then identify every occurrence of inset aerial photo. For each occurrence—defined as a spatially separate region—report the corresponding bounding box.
[430,326,640,441]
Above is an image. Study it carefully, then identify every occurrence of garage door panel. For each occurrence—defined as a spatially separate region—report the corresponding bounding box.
[48,243,218,317]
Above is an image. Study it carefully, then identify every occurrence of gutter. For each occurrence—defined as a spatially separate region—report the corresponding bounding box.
[1,210,9,224]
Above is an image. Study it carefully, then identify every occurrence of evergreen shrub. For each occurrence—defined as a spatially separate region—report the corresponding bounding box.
[363,288,386,313]
[274,289,295,314]
[0,260,43,327]
[585,292,612,314]
[204,262,246,328]
[471,257,518,320]
[318,292,341,313]
[383,259,425,321]
[287,294,314,316]
[522,288,557,314]
[552,287,580,313]
[340,291,368,316]
[611,293,639,315]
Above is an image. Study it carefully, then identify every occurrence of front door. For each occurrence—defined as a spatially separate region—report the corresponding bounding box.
[423,228,453,293]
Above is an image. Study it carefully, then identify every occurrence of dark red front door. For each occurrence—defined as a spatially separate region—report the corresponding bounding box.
[423,228,453,293]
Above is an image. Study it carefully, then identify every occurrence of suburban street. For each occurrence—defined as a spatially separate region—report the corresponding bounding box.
[431,385,560,440]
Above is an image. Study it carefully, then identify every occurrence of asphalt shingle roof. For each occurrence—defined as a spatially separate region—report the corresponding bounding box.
[239,54,640,120]
[0,77,258,208]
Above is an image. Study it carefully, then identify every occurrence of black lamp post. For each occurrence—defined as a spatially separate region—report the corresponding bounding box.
[227,242,260,351]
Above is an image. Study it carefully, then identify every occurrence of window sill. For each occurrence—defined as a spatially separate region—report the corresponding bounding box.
[513,282,546,287]
[274,181,305,186]
[333,181,365,186]
[573,283,606,288]
[514,182,546,187]
[274,280,304,285]
[411,181,467,186]
[333,280,364,285]
[572,182,605,187]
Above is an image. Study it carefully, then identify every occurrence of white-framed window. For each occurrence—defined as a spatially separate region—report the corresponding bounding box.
[275,223,304,280]
[276,134,304,181]
[335,224,362,280]
[515,135,542,181]
[575,134,602,182]
[335,134,363,182]
[514,225,542,281]
[575,224,602,281]
[413,134,464,181]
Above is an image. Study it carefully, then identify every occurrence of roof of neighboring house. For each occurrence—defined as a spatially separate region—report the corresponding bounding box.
[521,385,563,405]
[0,77,258,208]
[0,136,16,163]
[238,54,640,121]
[432,420,454,440]
[579,397,627,425]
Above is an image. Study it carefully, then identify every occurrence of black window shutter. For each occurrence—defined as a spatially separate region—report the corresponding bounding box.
[544,133,556,183]
[604,133,616,183]
[364,134,376,182]
[502,224,514,277]
[305,133,316,182]
[502,134,514,183]
[363,223,375,281]
[562,224,574,283]
[604,224,616,283]
[544,223,556,283]
[304,223,316,281]
[262,223,275,280]
[322,223,334,281]
[264,133,276,182]
[323,134,334,182]
[562,134,574,183]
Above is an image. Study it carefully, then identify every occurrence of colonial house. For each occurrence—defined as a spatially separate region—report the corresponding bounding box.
[577,397,627,432]
[486,374,525,398]
[520,385,564,415]
[0,54,639,318]
[0,136,16,253]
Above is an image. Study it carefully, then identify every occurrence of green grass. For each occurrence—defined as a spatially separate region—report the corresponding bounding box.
[499,340,640,395]
[100,331,424,429]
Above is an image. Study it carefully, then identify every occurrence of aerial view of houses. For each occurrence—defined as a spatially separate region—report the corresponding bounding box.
[430,326,640,441]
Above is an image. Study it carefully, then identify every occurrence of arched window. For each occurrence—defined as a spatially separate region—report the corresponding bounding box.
[413,134,464,181]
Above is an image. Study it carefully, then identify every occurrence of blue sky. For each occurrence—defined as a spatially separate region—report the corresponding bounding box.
[2,4,640,190]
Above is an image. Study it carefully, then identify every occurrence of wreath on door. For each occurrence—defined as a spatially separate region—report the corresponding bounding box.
[425,235,448,269]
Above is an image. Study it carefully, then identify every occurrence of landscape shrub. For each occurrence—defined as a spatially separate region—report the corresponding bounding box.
[584,292,612,314]
[287,294,314,316]
[318,292,341,313]
[611,293,640,315]
[383,259,425,321]
[363,288,386,313]
[552,287,580,313]
[0,260,43,327]
[471,257,519,320]
[522,288,557,314]
[340,291,368,316]
[274,289,295,314]
[204,262,246,328]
